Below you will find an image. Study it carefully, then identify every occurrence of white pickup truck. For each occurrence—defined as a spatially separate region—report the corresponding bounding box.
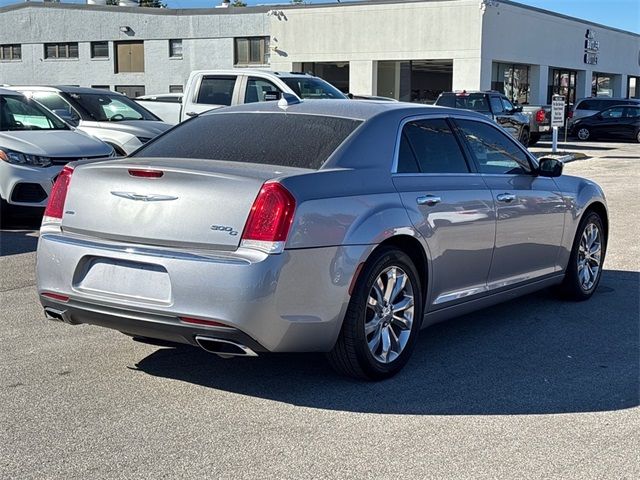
[136,69,347,124]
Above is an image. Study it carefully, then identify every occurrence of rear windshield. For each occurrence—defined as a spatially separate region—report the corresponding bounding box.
[133,112,362,169]
[436,93,490,112]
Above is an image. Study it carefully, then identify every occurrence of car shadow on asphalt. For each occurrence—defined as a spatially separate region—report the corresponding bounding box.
[134,269,639,415]
[0,214,42,256]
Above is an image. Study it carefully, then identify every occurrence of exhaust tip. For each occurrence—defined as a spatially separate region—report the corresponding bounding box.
[44,307,78,325]
[194,336,258,358]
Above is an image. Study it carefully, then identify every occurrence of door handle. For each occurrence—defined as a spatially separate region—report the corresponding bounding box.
[417,195,442,206]
[185,111,198,117]
[496,193,517,203]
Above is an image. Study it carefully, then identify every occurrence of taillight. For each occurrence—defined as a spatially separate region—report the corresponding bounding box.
[128,169,163,178]
[535,109,545,124]
[43,165,74,223]
[567,110,574,119]
[240,182,296,254]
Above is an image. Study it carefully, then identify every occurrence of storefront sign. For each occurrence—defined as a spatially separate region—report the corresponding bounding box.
[551,95,565,127]
[584,29,599,65]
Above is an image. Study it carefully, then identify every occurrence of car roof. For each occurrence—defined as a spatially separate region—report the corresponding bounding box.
[204,98,480,122]
[190,69,315,79]
[0,87,25,96]
[8,85,122,95]
[577,97,640,103]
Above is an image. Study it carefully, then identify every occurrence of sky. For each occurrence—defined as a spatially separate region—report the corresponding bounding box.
[1,0,638,33]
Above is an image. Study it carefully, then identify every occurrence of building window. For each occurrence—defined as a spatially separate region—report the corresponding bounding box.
[44,43,79,59]
[592,73,613,97]
[91,42,109,59]
[115,85,146,98]
[0,44,21,61]
[169,85,184,93]
[491,63,530,104]
[91,85,111,90]
[169,39,183,59]
[115,41,144,73]
[234,37,269,66]
[628,76,640,99]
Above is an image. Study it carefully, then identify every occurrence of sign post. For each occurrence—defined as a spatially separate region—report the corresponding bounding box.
[551,95,565,153]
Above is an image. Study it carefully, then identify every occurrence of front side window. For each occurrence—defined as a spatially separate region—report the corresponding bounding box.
[0,95,68,131]
[0,44,21,61]
[234,37,269,66]
[31,92,82,125]
[600,107,624,119]
[624,106,640,118]
[489,96,504,114]
[244,77,281,103]
[455,119,531,175]
[44,43,79,59]
[501,97,515,112]
[397,119,469,174]
[169,39,183,58]
[196,76,236,106]
[91,42,109,59]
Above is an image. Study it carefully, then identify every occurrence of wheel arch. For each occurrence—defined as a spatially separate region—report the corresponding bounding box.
[583,201,609,239]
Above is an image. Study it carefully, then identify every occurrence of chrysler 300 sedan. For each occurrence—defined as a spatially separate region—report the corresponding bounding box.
[37,99,608,380]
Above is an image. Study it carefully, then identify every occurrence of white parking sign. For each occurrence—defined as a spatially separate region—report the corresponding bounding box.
[551,95,565,127]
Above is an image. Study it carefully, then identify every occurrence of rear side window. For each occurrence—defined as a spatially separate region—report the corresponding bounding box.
[133,112,362,169]
[397,119,469,174]
[196,76,236,106]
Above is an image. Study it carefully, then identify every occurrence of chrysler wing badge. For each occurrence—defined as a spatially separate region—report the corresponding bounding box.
[110,191,179,202]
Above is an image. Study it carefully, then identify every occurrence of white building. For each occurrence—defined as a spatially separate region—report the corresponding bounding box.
[1,0,638,104]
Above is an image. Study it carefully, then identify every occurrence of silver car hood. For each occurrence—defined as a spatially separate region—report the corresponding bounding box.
[89,120,171,137]
[0,129,113,157]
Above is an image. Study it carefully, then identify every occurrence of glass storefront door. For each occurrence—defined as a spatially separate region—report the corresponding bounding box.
[548,69,576,105]
[491,63,530,104]
[627,76,639,99]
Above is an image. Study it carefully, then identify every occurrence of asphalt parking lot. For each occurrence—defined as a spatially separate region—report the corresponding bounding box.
[1,141,638,479]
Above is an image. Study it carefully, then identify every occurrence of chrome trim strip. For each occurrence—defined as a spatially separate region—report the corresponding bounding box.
[40,233,250,265]
[433,285,489,305]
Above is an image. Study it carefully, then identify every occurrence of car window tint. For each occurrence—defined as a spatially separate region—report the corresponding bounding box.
[401,119,469,174]
[397,132,421,173]
[32,92,81,123]
[244,77,281,103]
[456,119,531,175]
[490,96,504,113]
[133,112,361,169]
[601,107,624,118]
[624,107,640,118]
[501,97,514,112]
[196,76,236,105]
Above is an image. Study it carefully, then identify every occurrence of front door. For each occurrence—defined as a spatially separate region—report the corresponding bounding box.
[391,117,495,309]
[490,95,518,138]
[453,118,566,289]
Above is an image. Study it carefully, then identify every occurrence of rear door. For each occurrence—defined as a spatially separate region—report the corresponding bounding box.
[182,74,240,120]
[392,116,496,309]
[453,118,566,289]
[597,106,627,138]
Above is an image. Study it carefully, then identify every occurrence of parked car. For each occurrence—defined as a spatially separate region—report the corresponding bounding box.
[571,104,640,142]
[37,99,608,380]
[6,86,171,155]
[179,69,347,122]
[0,88,114,215]
[435,91,531,145]
[135,93,183,125]
[569,97,640,127]
[520,104,551,146]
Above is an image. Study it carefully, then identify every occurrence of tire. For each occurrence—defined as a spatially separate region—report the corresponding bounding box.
[576,127,591,141]
[528,132,541,147]
[519,128,530,147]
[559,211,606,301]
[327,246,423,380]
[635,129,640,143]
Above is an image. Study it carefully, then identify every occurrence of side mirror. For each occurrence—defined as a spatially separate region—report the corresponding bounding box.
[513,105,523,113]
[263,91,281,101]
[538,157,563,177]
[347,93,354,99]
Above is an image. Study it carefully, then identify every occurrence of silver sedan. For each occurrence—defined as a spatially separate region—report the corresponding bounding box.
[37,99,608,380]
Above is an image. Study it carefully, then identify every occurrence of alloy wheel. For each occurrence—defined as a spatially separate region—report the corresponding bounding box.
[364,266,415,363]
[577,128,590,140]
[577,222,602,291]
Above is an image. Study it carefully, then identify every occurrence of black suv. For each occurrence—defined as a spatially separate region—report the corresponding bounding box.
[435,91,530,146]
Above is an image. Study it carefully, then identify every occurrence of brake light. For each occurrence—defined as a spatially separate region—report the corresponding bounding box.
[128,169,163,178]
[240,182,296,254]
[567,110,574,119]
[535,109,546,124]
[180,316,229,328]
[43,165,74,223]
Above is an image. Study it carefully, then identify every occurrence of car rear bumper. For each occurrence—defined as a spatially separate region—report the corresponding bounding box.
[37,231,371,353]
